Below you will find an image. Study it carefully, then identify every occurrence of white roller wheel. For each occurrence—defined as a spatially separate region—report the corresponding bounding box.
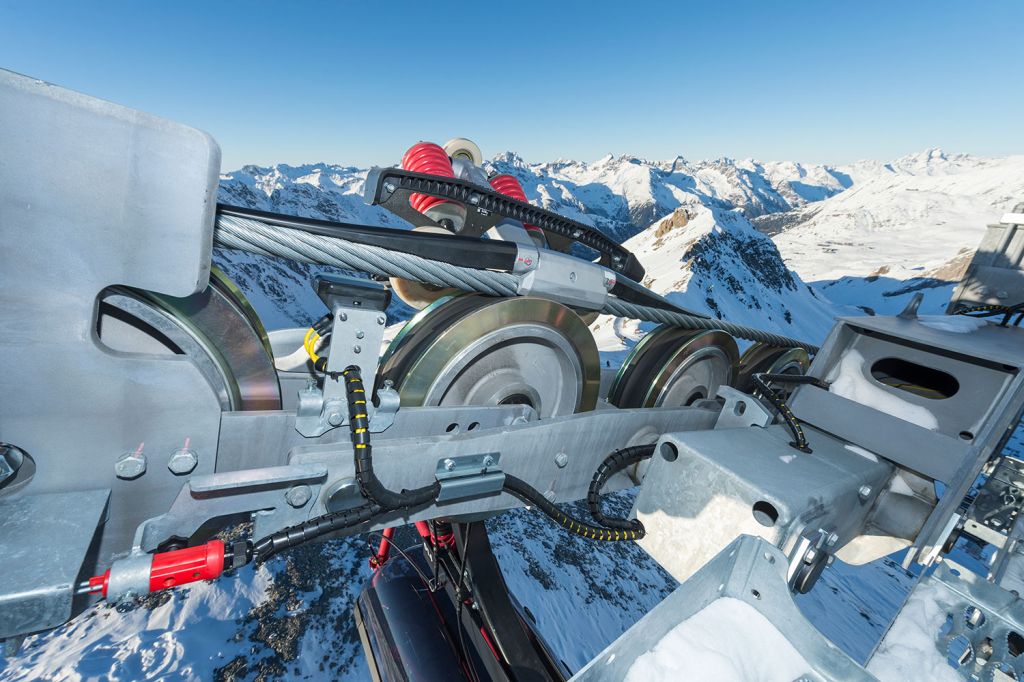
[389,225,462,309]
[443,137,483,165]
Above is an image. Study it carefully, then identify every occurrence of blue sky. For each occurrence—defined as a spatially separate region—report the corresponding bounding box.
[2,1,1022,170]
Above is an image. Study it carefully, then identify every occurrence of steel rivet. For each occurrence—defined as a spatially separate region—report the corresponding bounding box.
[353,345,362,354]
[355,330,365,339]
[285,485,312,508]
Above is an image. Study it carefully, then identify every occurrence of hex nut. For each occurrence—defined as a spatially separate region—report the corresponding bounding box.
[555,452,569,468]
[285,485,312,508]
[115,451,147,480]
[167,448,198,475]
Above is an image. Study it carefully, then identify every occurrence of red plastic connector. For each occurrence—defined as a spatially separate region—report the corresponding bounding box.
[149,539,225,593]
[83,539,226,599]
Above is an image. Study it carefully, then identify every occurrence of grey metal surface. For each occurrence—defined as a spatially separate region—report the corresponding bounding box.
[634,424,893,585]
[515,248,613,311]
[434,453,505,503]
[0,69,223,570]
[713,386,773,429]
[871,560,1024,680]
[790,315,1024,566]
[216,404,536,472]
[571,535,873,681]
[137,464,328,551]
[294,281,389,437]
[104,553,154,603]
[0,490,110,638]
[947,206,1024,311]
[142,406,718,546]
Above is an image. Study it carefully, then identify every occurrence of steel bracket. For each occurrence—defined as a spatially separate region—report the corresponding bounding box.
[295,275,390,438]
[435,453,505,503]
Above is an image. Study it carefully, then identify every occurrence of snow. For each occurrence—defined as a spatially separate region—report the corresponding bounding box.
[623,598,811,682]
[917,315,987,334]
[866,580,962,682]
[771,152,1024,283]
[826,350,939,430]
[845,444,879,462]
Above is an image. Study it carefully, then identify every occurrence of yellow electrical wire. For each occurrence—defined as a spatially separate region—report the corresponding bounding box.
[304,327,321,364]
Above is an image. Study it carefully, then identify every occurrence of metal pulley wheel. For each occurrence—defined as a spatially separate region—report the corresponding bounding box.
[96,267,282,411]
[379,294,600,416]
[608,327,739,408]
[735,343,810,397]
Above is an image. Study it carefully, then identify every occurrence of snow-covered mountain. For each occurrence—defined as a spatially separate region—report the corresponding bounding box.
[768,149,1024,282]
[216,150,855,341]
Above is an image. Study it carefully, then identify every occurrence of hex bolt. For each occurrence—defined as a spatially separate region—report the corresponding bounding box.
[167,448,198,475]
[803,547,817,564]
[305,378,317,392]
[327,410,345,427]
[285,485,312,508]
[353,345,362,354]
[826,532,839,547]
[482,455,495,468]
[383,379,395,390]
[384,182,396,193]
[858,485,872,500]
[377,315,386,325]
[444,458,456,471]
[115,450,147,480]
[555,452,569,468]
[355,330,365,339]
[544,489,556,502]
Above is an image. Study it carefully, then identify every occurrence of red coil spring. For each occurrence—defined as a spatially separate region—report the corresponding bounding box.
[402,142,455,214]
[489,174,542,234]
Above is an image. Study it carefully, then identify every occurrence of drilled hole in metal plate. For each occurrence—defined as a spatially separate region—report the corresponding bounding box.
[1009,631,1024,657]
[960,431,975,441]
[751,589,761,600]
[467,422,480,431]
[752,501,779,527]
[660,442,679,462]
[734,400,747,416]
[445,423,459,434]
[870,357,959,399]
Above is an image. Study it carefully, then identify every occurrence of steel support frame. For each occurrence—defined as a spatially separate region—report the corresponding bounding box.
[136,405,719,551]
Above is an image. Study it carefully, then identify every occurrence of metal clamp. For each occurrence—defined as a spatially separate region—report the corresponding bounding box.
[296,275,391,438]
[435,453,505,503]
